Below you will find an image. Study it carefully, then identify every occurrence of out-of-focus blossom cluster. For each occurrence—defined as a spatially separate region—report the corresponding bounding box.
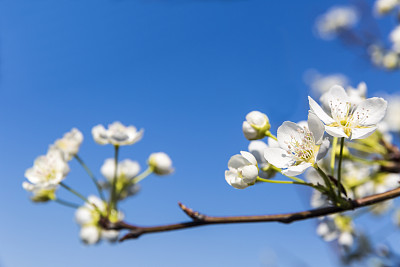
[314,2,400,71]
[23,121,174,245]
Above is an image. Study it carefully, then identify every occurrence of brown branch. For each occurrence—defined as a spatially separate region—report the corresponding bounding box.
[102,186,400,242]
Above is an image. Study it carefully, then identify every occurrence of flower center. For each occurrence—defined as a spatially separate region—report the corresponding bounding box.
[285,127,316,163]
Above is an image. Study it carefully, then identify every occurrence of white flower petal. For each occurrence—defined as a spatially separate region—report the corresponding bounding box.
[354,97,387,126]
[338,232,353,247]
[242,121,258,140]
[267,137,279,148]
[241,165,258,184]
[100,158,116,181]
[75,207,93,225]
[325,125,348,138]
[227,155,248,169]
[80,226,100,245]
[240,151,257,165]
[308,96,336,125]
[327,85,351,107]
[277,121,304,151]
[316,138,330,161]
[248,141,268,164]
[350,127,377,140]
[264,148,293,168]
[308,111,325,144]
[282,162,312,176]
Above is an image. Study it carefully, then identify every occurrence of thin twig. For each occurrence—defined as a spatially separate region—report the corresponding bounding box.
[103,186,400,241]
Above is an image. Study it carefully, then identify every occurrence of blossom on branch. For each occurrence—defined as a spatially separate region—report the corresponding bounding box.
[101,159,141,200]
[75,195,124,245]
[315,6,358,40]
[148,152,174,175]
[51,128,83,161]
[242,111,270,140]
[225,151,258,189]
[309,85,387,139]
[92,121,143,146]
[264,112,330,176]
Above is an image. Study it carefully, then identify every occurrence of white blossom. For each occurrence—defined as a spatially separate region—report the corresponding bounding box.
[24,149,69,187]
[225,151,258,189]
[390,25,400,52]
[248,139,279,179]
[375,0,399,14]
[75,195,124,245]
[264,112,330,176]
[242,111,270,140]
[382,52,399,69]
[92,121,143,146]
[100,159,141,200]
[22,182,57,202]
[51,128,83,161]
[317,215,354,248]
[315,6,358,40]
[305,70,349,96]
[148,152,174,175]
[383,95,400,131]
[309,85,387,140]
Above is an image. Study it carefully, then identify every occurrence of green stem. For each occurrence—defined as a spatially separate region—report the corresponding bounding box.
[109,145,120,213]
[314,164,337,202]
[265,131,278,141]
[269,165,306,183]
[60,182,88,203]
[256,177,315,188]
[346,142,386,155]
[131,167,153,184]
[337,137,345,198]
[74,155,105,201]
[348,155,392,167]
[54,198,80,209]
[330,137,338,176]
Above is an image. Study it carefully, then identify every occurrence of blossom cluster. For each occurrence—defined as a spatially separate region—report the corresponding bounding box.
[23,121,174,245]
[225,81,400,255]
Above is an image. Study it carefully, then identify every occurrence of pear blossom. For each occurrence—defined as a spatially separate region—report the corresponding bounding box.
[382,52,399,69]
[315,6,358,40]
[242,111,270,140]
[317,215,354,248]
[390,25,400,52]
[75,195,124,245]
[383,95,400,131]
[309,85,387,140]
[225,151,258,189]
[305,70,348,96]
[24,149,69,187]
[148,152,174,175]
[92,121,143,146]
[248,139,279,178]
[264,113,330,176]
[101,159,141,200]
[22,182,57,202]
[51,128,83,161]
[375,0,399,14]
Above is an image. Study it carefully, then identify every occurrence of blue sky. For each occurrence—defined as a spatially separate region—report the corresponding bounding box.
[1,0,400,266]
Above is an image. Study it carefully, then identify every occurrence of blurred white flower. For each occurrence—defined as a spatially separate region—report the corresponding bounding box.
[148,152,174,175]
[383,95,400,131]
[264,112,330,176]
[382,51,399,69]
[92,121,143,146]
[315,6,358,40]
[390,25,400,52]
[75,195,124,245]
[101,159,141,200]
[225,151,258,189]
[24,149,69,187]
[51,128,83,161]
[305,70,349,96]
[242,111,270,140]
[368,45,385,67]
[309,85,387,139]
[375,0,399,14]
[22,182,57,202]
[317,215,354,248]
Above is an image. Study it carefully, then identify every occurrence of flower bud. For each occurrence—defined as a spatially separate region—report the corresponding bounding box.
[242,111,270,140]
[148,152,174,175]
